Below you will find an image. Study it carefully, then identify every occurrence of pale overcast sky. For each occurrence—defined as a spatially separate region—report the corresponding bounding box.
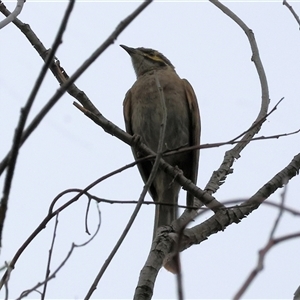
[1,1,300,299]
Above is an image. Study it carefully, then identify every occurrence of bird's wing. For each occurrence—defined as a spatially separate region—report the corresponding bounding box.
[123,90,157,199]
[123,90,133,135]
[182,79,201,206]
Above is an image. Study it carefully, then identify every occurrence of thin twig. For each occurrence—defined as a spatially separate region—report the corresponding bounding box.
[84,194,93,235]
[162,128,300,157]
[86,71,167,300]
[16,204,101,300]
[233,182,289,299]
[269,185,288,239]
[179,153,300,255]
[156,72,184,299]
[228,97,283,143]
[0,0,75,248]
[41,214,60,300]
[74,102,225,213]
[233,232,300,300]
[283,0,300,28]
[0,160,138,289]
[0,0,153,176]
[77,194,300,217]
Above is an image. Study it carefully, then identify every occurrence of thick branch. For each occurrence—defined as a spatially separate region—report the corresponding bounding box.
[75,104,225,213]
[134,153,300,299]
[84,72,168,299]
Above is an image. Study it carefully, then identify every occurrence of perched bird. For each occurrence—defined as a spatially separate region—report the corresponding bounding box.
[121,45,201,273]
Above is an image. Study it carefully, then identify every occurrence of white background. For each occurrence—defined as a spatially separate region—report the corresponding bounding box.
[0,1,300,299]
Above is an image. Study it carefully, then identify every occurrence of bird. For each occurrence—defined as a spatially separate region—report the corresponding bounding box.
[121,45,201,273]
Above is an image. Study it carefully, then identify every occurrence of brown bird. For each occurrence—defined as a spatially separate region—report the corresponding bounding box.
[121,45,201,273]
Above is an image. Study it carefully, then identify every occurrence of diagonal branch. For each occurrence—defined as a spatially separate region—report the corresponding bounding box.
[74,103,225,213]
[0,158,148,290]
[134,153,300,300]
[84,72,168,300]
[0,0,153,176]
[0,0,75,248]
[183,153,300,251]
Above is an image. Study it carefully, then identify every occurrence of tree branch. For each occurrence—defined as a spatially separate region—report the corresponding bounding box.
[0,0,25,29]
[134,153,300,299]
[283,0,300,28]
[0,0,75,248]
[84,71,168,300]
[0,0,153,176]
[206,0,270,194]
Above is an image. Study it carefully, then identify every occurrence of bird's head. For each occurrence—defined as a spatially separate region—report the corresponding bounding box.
[120,45,175,78]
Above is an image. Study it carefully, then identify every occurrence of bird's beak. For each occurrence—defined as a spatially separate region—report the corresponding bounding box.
[120,44,136,55]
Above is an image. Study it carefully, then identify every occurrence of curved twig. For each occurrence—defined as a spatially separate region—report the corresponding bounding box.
[206,0,270,194]
[0,0,25,29]
[233,183,289,299]
[0,158,141,290]
[16,204,101,300]
[283,0,300,28]
[233,232,300,300]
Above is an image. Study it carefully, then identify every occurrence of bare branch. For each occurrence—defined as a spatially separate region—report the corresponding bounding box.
[72,195,300,218]
[233,181,290,299]
[0,0,153,176]
[15,204,101,300]
[0,0,25,29]
[74,103,226,214]
[233,232,300,300]
[0,158,137,289]
[206,0,270,194]
[133,153,300,300]
[269,185,288,239]
[179,128,300,153]
[294,285,300,300]
[0,0,75,248]
[283,0,300,28]
[41,214,59,300]
[85,72,167,300]
[159,96,298,157]
[183,153,300,248]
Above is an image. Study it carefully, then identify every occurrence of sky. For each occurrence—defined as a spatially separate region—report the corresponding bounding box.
[0,1,300,299]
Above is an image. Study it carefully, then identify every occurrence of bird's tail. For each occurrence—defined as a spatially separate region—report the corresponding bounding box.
[153,191,179,274]
[153,195,177,239]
